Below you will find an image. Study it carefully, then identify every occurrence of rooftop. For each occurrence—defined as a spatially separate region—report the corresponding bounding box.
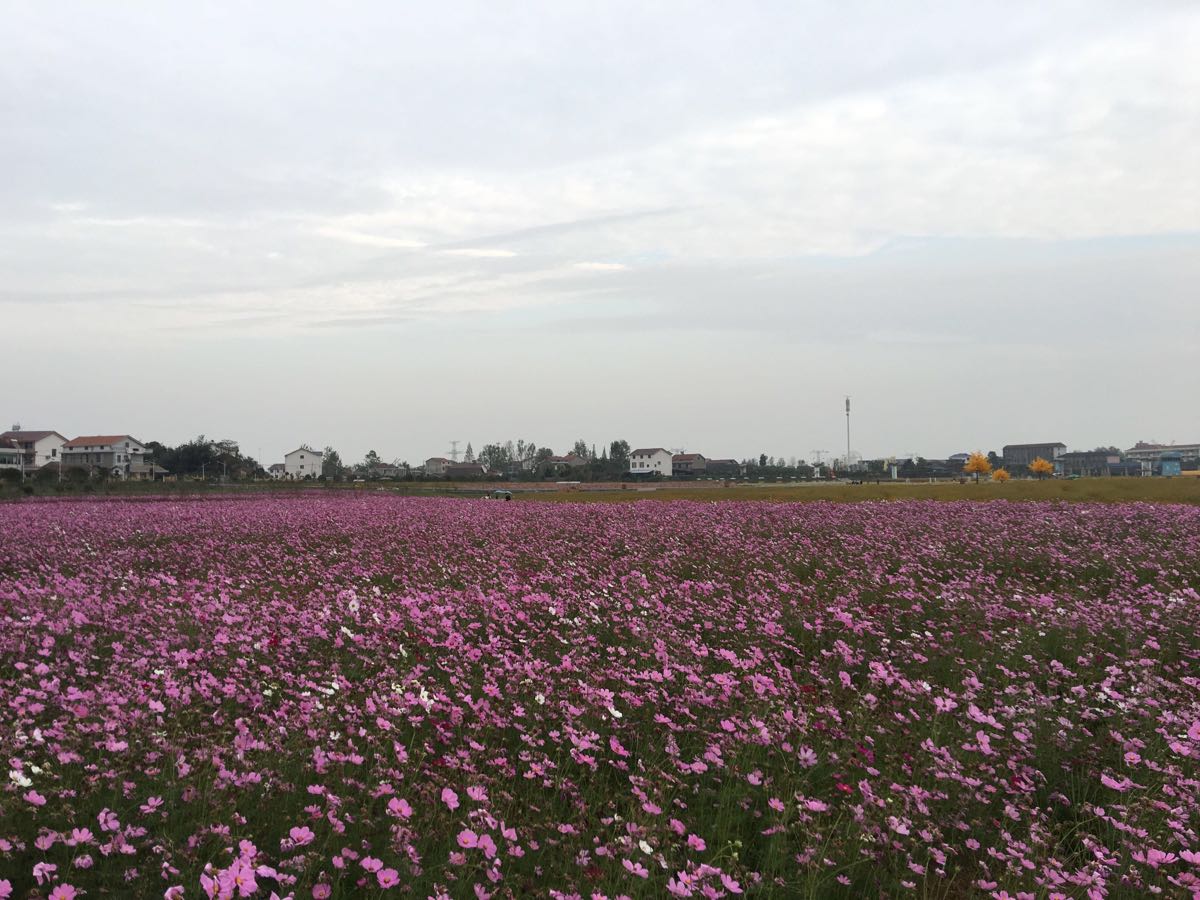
[64,435,139,448]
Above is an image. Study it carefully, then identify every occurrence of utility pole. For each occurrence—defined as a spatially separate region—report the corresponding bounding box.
[845,396,852,473]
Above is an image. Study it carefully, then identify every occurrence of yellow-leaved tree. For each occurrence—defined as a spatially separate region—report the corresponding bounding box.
[964,451,993,483]
[992,468,1011,483]
[1029,457,1055,479]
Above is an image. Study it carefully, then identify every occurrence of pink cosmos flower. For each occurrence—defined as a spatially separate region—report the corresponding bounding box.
[687,833,706,852]
[467,785,488,802]
[25,789,47,806]
[289,825,315,846]
[441,787,460,810]
[312,885,332,899]
[33,862,58,886]
[622,859,649,878]
[377,868,400,888]
[387,797,413,818]
[50,886,79,900]
[458,829,479,849]
[478,834,497,860]
[0,881,12,899]
[361,857,383,873]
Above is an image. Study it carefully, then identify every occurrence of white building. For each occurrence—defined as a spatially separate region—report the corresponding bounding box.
[629,447,673,477]
[61,434,149,478]
[0,427,67,470]
[424,457,451,476]
[284,446,323,479]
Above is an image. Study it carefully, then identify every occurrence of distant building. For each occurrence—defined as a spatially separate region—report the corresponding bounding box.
[268,463,286,479]
[61,435,150,478]
[1002,442,1066,469]
[1125,441,1200,464]
[705,458,741,477]
[1161,451,1183,477]
[0,428,67,470]
[424,457,452,476]
[445,463,487,478]
[0,437,22,469]
[1055,451,1122,478]
[284,446,323,479]
[544,453,588,470]
[672,453,706,478]
[369,462,404,479]
[629,448,673,477]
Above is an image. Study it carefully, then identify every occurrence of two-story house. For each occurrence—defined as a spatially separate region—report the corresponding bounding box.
[672,453,706,478]
[284,446,323,479]
[629,448,673,477]
[0,428,67,470]
[424,457,452,476]
[61,435,149,478]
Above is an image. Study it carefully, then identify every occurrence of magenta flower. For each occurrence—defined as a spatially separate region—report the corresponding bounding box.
[24,790,47,806]
[289,825,315,846]
[441,787,460,810]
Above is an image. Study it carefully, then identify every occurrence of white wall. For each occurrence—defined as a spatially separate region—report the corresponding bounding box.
[32,434,66,466]
[284,448,323,478]
[629,449,673,476]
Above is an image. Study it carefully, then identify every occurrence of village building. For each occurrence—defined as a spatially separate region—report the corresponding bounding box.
[284,446,323,479]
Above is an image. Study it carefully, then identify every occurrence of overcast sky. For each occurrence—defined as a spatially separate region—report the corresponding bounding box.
[3,1,1198,465]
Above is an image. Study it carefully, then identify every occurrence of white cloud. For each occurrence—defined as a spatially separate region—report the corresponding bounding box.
[439,248,518,259]
[574,262,628,271]
[313,227,426,249]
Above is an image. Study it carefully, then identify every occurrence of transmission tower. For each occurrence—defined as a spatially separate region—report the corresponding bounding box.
[448,440,461,462]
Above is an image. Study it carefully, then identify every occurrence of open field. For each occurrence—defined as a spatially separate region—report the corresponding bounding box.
[514,477,1200,505]
[5,476,1200,507]
[2,495,1200,898]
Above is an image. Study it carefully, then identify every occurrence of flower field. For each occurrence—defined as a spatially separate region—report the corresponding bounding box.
[2,496,1199,899]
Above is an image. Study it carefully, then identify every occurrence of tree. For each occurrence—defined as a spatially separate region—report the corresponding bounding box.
[1030,457,1055,479]
[759,453,768,468]
[322,447,344,479]
[963,451,993,483]
[463,443,475,463]
[571,439,590,460]
[609,440,630,468]
[992,468,1011,483]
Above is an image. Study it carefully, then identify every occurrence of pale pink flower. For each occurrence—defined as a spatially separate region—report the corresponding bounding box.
[377,868,400,888]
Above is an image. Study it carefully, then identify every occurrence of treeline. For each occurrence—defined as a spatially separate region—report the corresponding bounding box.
[145,436,264,479]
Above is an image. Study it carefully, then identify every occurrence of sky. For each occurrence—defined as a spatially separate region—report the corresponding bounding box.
[3,1,1198,466]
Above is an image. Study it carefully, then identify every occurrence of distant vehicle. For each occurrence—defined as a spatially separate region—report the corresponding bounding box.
[490,489,513,501]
